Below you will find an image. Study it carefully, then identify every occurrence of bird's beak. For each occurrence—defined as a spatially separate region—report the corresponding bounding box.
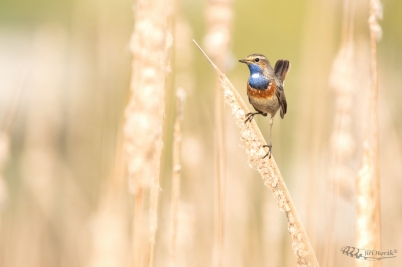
[239,59,248,64]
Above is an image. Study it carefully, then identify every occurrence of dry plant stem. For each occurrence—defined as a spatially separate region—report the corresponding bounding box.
[213,81,226,267]
[325,1,356,266]
[204,1,234,266]
[169,89,185,267]
[133,187,145,267]
[148,172,160,267]
[125,0,173,265]
[356,1,381,267]
[368,3,381,254]
[193,40,319,267]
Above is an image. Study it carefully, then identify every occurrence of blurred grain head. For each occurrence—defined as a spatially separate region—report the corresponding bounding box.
[328,0,357,200]
[204,0,234,67]
[325,6,357,261]
[356,1,383,265]
[174,18,194,94]
[124,0,173,266]
[125,0,173,191]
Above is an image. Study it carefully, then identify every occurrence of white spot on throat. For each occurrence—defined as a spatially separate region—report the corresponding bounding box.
[251,73,260,79]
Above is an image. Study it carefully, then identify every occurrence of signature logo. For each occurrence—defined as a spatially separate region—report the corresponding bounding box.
[341,246,397,261]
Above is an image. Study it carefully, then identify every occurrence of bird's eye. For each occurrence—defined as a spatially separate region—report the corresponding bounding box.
[255,58,260,62]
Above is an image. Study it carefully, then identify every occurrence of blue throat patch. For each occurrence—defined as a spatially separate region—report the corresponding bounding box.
[248,64,269,90]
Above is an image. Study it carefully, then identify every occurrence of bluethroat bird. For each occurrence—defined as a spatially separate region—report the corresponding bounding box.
[239,54,290,159]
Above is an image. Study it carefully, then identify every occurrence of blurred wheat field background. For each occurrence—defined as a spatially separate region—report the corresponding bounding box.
[1,0,402,266]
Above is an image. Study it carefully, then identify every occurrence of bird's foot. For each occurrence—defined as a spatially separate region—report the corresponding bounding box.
[244,112,255,123]
[262,144,272,159]
[244,112,266,123]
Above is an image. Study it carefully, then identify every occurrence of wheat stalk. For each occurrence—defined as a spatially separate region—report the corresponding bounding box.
[324,1,356,265]
[355,1,382,267]
[125,0,173,265]
[169,88,186,267]
[193,40,319,267]
[204,0,234,266]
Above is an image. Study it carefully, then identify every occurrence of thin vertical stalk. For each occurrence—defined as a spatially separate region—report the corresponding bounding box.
[213,81,226,267]
[356,1,382,267]
[369,4,382,263]
[133,186,145,267]
[204,1,233,266]
[169,88,186,267]
[125,0,173,266]
[325,1,356,265]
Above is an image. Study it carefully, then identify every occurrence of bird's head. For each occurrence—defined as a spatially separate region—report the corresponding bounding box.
[239,54,270,74]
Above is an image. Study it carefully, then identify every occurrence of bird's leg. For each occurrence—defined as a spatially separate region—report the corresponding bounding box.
[244,111,267,124]
[262,116,274,159]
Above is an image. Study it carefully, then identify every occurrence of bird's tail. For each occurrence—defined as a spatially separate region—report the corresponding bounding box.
[274,60,290,82]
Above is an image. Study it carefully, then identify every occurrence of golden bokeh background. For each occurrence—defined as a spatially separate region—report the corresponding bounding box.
[0,0,401,266]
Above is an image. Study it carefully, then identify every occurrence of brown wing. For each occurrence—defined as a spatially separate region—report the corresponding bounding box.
[274,60,289,118]
[274,60,291,82]
[275,87,287,119]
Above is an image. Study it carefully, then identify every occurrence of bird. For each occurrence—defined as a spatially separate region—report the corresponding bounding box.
[239,54,290,159]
